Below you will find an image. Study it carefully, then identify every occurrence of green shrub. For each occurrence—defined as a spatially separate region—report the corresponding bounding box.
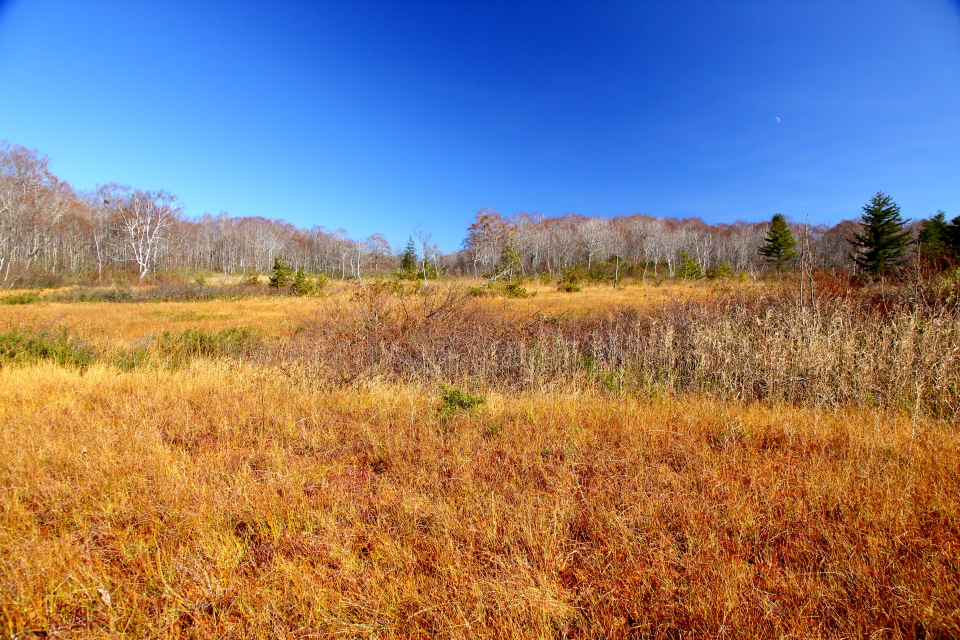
[489,281,532,298]
[438,385,485,417]
[112,346,151,370]
[291,268,314,296]
[0,291,41,305]
[678,252,703,280]
[466,285,491,297]
[0,328,95,368]
[706,261,734,279]
[155,327,261,366]
[268,256,293,289]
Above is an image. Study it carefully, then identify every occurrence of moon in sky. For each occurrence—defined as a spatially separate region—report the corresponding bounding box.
[775,116,782,123]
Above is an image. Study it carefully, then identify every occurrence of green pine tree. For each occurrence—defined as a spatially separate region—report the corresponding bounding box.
[400,237,418,277]
[677,251,703,280]
[916,211,952,269]
[758,213,797,273]
[848,192,912,278]
[291,268,314,295]
[268,255,293,288]
[499,234,524,282]
[950,216,960,261]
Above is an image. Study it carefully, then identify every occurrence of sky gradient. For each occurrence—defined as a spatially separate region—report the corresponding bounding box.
[1,0,959,251]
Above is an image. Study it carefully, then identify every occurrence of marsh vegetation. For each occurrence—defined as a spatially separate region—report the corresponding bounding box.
[1,275,958,638]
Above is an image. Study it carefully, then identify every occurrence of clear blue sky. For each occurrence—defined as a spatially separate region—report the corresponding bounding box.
[1,0,958,251]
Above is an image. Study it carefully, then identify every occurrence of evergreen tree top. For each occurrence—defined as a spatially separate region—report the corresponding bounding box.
[848,192,912,277]
[758,213,796,271]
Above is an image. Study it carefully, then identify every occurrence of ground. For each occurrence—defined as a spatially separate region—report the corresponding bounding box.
[0,279,957,638]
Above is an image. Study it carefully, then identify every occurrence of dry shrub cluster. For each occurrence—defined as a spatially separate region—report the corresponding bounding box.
[278,280,960,417]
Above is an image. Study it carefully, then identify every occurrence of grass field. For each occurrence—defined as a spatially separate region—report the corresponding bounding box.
[1,278,958,638]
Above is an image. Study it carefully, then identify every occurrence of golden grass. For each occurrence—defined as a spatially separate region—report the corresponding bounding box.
[0,279,764,345]
[1,283,958,638]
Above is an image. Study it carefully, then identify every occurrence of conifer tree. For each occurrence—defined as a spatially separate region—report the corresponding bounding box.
[848,192,911,277]
[400,237,418,276]
[758,213,796,273]
[499,234,524,282]
[268,255,293,288]
[916,211,952,269]
[678,251,703,280]
[950,215,960,260]
[291,268,314,295]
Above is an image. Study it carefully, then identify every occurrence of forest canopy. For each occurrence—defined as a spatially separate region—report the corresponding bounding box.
[0,141,946,287]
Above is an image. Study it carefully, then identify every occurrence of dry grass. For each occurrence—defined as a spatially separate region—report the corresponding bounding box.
[0,279,761,338]
[1,279,958,638]
[469,279,754,316]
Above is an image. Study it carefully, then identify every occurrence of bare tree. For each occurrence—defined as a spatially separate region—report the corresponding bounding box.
[114,187,178,279]
[365,233,391,274]
[413,224,434,285]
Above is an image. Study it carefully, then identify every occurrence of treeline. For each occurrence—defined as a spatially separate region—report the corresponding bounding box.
[0,141,952,287]
[0,142,394,285]
[451,209,853,281]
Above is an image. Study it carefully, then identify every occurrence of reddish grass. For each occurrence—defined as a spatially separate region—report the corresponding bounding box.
[1,280,958,638]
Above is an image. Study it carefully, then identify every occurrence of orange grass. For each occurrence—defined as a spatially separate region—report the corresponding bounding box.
[0,279,763,343]
[1,284,958,638]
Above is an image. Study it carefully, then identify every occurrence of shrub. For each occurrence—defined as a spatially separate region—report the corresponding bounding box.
[268,256,293,289]
[438,384,485,417]
[291,268,314,296]
[155,327,261,366]
[314,272,329,291]
[112,346,151,370]
[0,327,95,368]
[706,261,734,279]
[678,252,703,280]
[0,291,41,305]
[558,266,585,292]
[466,285,491,297]
[498,281,533,298]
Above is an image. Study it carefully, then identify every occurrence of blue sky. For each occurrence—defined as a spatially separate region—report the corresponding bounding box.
[1,0,958,251]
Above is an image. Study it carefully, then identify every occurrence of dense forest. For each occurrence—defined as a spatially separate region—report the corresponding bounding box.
[0,141,952,287]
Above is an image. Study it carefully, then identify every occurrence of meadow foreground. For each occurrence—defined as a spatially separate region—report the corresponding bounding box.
[1,279,958,638]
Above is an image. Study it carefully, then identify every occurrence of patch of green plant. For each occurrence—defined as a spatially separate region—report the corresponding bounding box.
[706,261,734,279]
[44,288,136,303]
[0,291,42,305]
[466,285,491,297]
[291,268,314,296]
[0,328,96,368]
[580,354,622,392]
[268,255,293,289]
[112,346,151,370]
[494,281,534,298]
[482,422,502,437]
[558,266,585,292]
[438,384,485,417]
[314,272,329,291]
[678,252,703,280]
[155,327,261,366]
